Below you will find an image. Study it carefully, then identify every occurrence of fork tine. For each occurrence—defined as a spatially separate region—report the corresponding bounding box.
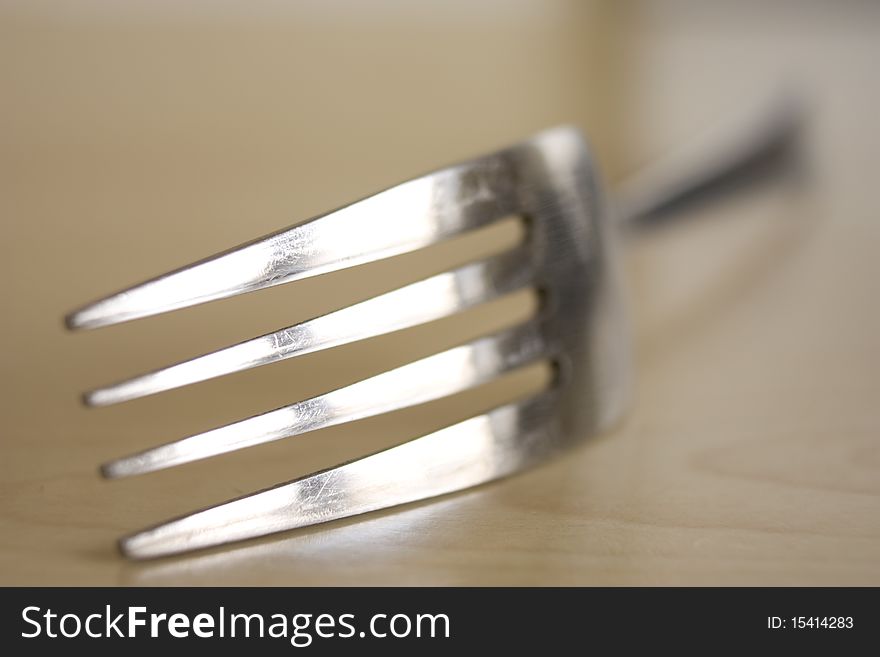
[66,158,517,330]
[85,247,534,406]
[119,391,560,559]
[101,319,550,479]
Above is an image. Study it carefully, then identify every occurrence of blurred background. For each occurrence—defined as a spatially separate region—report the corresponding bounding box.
[1,0,878,584]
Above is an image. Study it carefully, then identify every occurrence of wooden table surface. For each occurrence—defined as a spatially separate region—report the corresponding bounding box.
[2,1,878,585]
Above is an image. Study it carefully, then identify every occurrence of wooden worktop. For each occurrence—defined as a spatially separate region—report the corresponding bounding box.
[1,1,877,585]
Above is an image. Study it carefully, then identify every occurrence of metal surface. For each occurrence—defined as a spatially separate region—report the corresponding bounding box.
[66,103,798,559]
[85,247,534,406]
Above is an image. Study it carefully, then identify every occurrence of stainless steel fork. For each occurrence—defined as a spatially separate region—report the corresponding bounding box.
[66,100,799,559]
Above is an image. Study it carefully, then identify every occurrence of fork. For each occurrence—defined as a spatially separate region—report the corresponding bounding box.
[65,99,799,559]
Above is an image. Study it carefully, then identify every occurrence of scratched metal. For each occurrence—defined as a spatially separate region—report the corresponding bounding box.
[66,99,799,558]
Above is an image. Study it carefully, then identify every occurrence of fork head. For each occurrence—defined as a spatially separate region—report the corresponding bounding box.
[66,126,631,558]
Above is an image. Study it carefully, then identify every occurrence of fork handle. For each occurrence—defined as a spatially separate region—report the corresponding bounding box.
[613,95,803,233]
